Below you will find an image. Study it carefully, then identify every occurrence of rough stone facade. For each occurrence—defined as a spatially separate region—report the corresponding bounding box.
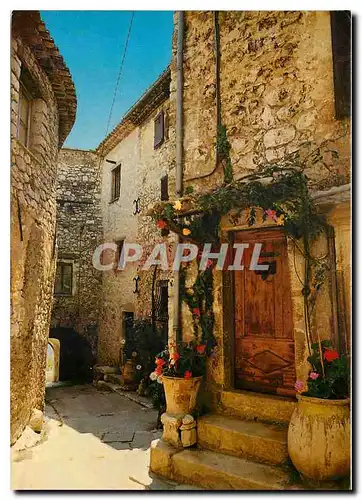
[11,11,76,444]
[164,11,351,408]
[96,69,173,366]
[50,148,102,355]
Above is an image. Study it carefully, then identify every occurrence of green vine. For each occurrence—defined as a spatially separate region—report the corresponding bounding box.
[217,124,233,184]
[152,141,342,362]
[180,264,216,353]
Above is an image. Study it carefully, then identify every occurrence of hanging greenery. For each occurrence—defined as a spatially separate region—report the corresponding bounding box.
[217,123,233,184]
[180,263,216,354]
[150,140,343,370]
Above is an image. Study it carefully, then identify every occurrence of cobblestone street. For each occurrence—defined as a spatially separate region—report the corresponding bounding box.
[11,384,195,490]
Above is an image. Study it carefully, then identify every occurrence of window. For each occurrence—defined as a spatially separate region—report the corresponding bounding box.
[160,175,169,236]
[330,11,351,119]
[161,175,169,201]
[54,261,73,295]
[17,84,32,147]
[154,111,165,149]
[114,239,124,269]
[111,164,121,201]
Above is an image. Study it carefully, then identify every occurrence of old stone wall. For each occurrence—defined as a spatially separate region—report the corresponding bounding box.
[165,11,351,403]
[11,39,58,443]
[98,99,173,366]
[51,148,102,355]
[10,11,76,444]
[177,11,350,193]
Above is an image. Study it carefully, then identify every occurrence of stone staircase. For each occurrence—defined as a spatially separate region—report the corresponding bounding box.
[150,389,303,490]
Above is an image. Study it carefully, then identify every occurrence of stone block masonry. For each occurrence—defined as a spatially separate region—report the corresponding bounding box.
[51,148,102,356]
[11,11,76,444]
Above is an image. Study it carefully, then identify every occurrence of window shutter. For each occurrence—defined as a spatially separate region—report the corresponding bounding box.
[330,11,351,119]
[154,111,164,149]
[161,175,169,201]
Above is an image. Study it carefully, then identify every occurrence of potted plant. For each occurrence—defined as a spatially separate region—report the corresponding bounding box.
[288,340,350,482]
[149,341,207,415]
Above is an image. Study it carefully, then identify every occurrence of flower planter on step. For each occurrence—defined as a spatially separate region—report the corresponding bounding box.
[162,376,202,415]
[288,394,350,482]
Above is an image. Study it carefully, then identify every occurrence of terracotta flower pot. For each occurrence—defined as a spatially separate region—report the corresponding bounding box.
[162,375,203,415]
[288,394,350,481]
[122,359,136,384]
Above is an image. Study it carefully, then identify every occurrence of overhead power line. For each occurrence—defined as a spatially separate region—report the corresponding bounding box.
[92,11,135,200]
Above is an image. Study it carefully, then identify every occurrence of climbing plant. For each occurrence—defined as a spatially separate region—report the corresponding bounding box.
[151,139,343,361]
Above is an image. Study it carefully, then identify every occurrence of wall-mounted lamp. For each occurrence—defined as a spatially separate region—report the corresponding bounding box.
[133,275,141,294]
[133,197,141,215]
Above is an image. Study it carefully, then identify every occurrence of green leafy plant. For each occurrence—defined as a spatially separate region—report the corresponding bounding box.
[123,319,165,381]
[295,340,349,399]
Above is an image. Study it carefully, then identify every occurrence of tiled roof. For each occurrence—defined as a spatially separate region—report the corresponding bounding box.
[12,10,77,147]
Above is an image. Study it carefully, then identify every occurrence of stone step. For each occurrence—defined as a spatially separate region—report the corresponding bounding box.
[219,390,296,425]
[150,439,294,490]
[197,414,288,465]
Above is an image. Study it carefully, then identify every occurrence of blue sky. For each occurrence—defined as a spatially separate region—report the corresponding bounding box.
[40,11,174,150]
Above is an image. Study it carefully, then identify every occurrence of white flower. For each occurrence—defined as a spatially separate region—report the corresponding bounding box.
[136,364,142,370]
[157,376,163,384]
[121,339,126,345]
[150,372,157,381]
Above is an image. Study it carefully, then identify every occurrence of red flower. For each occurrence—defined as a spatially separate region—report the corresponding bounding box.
[170,352,180,364]
[324,349,339,362]
[156,219,167,229]
[155,358,166,366]
[155,366,163,376]
[196,344,206,354]
[206,259,213,269]
[192,308,201,316]
[184,371,192,379]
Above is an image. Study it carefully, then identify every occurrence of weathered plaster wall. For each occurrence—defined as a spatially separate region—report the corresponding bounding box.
[11,36,59,444]
[51,148,102,354]
[98,100,172,365]
[165,11,351,403]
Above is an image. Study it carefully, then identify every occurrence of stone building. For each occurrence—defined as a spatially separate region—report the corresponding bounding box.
[51,148,102,357]
[150,11,351,487]
[96,68,173,366]
[11,11,76,443]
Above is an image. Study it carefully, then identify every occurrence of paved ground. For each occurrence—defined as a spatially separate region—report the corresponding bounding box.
[11,384,195,490]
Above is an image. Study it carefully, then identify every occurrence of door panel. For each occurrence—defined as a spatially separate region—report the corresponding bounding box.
[234,229,296,397]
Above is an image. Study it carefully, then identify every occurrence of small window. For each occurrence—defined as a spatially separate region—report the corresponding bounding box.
[330,11,351,119]
[161,175,169,201]
[111,164,121,201]
[54,262,73,295]
[114,239,124,269]
[17,84,32,147]
[154,111,164,149]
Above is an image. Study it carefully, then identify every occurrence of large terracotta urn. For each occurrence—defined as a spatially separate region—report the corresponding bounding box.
[288,395,350,481]
[162,376,202,415]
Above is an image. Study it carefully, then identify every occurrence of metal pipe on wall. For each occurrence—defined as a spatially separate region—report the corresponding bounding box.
[173,11,185,343]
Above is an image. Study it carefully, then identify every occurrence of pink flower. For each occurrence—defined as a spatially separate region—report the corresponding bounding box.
[206,259,213,269]
[265,209,277,221]
[309,372,320,380]
[192,308,201,317]
[294,380,304,393]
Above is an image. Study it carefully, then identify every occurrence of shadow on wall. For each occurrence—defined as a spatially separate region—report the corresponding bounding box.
[49,327,95,383]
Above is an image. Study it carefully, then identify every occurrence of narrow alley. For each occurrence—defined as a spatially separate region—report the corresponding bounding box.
[11,384,197,490]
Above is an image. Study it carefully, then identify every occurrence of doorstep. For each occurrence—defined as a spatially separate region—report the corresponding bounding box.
[219,389,296,425]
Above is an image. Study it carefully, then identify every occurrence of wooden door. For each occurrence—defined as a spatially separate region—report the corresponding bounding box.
[234,229,296,397]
